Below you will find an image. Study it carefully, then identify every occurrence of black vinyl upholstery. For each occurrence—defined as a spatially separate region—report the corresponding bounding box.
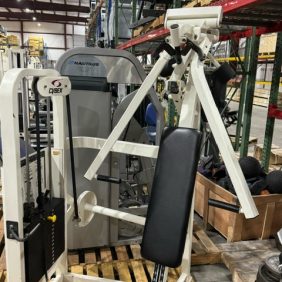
[141,127,202,267]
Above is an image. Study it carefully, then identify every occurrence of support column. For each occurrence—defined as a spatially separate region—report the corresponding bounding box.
[239,30,260,157]
[114,0,119,47]
[234,37,250,151]
[173,0,181,8]
[261,32,282,171]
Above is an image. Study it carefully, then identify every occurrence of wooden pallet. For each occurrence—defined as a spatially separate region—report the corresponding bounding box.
[227,87,270,108]
[0,210,220,281]
[68,222,221,281]
[218,239,280,282]
[254,144,282,165]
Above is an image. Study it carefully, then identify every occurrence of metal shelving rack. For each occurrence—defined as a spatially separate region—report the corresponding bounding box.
[117,0,282,50]
[116,0,282,169]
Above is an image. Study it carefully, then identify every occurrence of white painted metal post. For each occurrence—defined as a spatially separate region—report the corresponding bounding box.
[84,51,171,180]
[191,56,258,219]
[85,204,146,226]
[0,68,64,282]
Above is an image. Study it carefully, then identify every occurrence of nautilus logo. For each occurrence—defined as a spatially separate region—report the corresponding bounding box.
[52,80,62,87]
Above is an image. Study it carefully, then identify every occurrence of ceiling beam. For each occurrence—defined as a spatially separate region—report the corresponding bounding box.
[0,0,90,13]
[0,12,88,23]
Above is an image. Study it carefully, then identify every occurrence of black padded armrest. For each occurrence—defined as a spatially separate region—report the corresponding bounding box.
[141,127,202,268]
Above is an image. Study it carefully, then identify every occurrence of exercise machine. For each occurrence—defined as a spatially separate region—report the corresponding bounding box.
[55,47,164,248]
[0,6,258,282]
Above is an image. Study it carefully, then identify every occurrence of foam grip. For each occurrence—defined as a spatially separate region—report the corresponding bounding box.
[141,127,202,267]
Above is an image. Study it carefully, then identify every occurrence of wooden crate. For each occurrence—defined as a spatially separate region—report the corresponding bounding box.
[195,173,282,242]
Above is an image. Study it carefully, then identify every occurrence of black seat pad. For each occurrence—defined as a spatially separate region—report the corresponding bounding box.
[141,127,202,267]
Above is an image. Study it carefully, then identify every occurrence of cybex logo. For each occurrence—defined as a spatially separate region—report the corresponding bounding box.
[52,80,62,87]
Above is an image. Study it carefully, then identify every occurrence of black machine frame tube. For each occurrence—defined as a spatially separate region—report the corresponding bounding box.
[66,95,80,220]
[33,78,43,209]
[208,199,240,213]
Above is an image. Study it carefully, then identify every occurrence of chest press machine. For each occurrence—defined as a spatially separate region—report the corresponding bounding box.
[0,6,259,282]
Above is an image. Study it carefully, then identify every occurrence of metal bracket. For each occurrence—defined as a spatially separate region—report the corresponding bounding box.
[6,221,19,240]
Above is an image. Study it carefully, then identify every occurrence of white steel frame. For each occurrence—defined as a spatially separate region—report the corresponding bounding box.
[0,7,259,282]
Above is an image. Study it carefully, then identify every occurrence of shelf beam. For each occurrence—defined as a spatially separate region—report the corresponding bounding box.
[117,27,169,50]
[0,0,90,13]
[209,0,267,13]
[0,12,88,23]
[220,22,282,41]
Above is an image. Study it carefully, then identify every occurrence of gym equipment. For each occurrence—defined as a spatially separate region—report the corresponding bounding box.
[141,127,202,267]
[266,170,282,194]
[56,47,164,248]
[256,229,282,282]
[239,156,263,179]
[82,6,258,281]
[0,6,259,282]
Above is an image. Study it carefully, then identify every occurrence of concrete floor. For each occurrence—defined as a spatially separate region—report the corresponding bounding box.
[191,214,232,281]
[228,101,282,148]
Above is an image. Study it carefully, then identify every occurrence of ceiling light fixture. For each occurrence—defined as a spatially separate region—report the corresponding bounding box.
[33,16,37,21]
[25,8,30,13]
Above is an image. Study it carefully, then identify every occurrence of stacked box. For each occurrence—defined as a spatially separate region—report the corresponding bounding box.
[0,35,7,47]
[28,35,44,57]
[7,35,19,46]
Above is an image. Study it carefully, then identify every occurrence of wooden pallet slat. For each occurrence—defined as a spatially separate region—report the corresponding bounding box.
[100,247,113,263]
[101,262,115,280]
[86,264,99,277]
[145,260,154,279]
[115,245,129,261]
[70,265,84,275]
[130,244,142,260]
[130,260,148,282]
[68,253,79,266]
[167,267,181,282]
[0,270,6,282]
[192,235,206,255]
[194,229,219,254]
[85,251,97,264]
[115,261,131,282]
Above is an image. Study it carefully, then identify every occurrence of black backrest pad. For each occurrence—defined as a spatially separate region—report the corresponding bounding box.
[141,127,202,267]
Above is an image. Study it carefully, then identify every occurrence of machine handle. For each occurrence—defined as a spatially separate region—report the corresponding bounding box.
[97,175,122,184]
[208,199,240,213]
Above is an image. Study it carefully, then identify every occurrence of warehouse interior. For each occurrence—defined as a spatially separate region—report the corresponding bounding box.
[0,0,282,281]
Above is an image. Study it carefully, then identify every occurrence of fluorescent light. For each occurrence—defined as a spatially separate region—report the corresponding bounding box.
[25,8,30,13]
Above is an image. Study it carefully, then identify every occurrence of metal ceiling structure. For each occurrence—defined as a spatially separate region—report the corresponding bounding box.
[0,0,90,24]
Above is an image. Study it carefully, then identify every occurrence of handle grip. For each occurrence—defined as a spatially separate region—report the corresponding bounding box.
[97,175,122,184]
[208,199,240,213]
